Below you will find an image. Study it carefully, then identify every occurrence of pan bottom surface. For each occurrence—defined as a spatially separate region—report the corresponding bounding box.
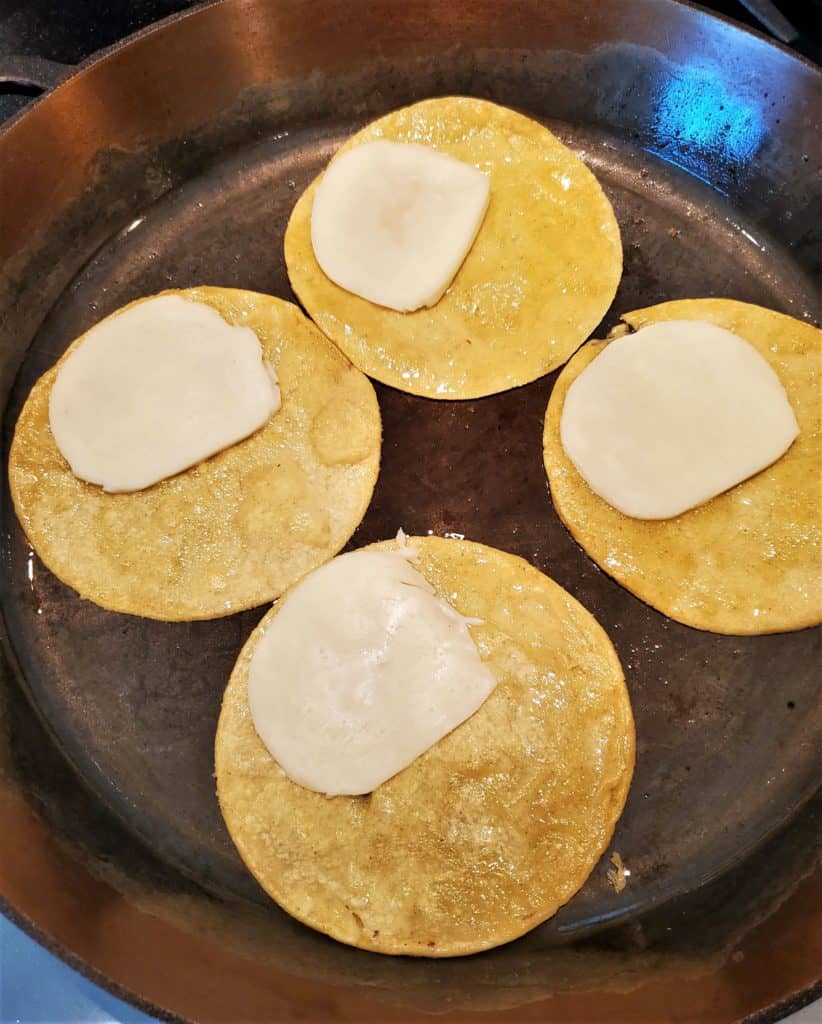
[2,109,819,945]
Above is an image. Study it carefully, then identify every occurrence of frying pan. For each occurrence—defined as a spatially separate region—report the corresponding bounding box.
[0,1,820,1020]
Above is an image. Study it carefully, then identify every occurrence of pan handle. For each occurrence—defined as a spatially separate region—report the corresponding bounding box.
[0,55,74,92]
[735,0,799,44]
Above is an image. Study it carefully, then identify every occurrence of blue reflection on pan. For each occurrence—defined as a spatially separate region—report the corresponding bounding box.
[647,64,765,194]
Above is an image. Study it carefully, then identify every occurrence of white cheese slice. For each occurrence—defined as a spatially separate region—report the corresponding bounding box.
[247,547,497,796]
[310,140,490,312]
[560,320,799,519]
[49,294,280,492]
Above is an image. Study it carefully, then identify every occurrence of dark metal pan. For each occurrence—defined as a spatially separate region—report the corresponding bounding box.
[1,1,820,1020]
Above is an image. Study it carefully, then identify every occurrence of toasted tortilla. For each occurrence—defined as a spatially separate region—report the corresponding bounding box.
[284,97,622,399]
[216,536,634,956]
[9,287,381,621]
[543,299,822,634]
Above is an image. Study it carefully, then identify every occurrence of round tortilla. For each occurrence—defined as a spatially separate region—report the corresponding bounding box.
[543,299,822,635]
[9,287,381,621]
[284,97,622,399]
[216,536,634,957]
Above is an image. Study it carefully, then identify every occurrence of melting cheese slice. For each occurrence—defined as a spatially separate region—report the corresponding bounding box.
[310,141,490,312]
[247,547,497,796]
[49,295,280,492]
[560,320,799,520]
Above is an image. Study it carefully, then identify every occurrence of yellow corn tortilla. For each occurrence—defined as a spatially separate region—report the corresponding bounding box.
[9,287,381,621]
[543,299,822,634]
[216,536,634,957]
[284,97,622,399]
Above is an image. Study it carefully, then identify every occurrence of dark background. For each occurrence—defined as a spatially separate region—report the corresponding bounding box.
[0,0,820,126]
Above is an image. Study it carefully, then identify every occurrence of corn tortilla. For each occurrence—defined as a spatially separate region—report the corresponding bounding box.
[284,97,622,399]
[216,536,634,957]
[543,299,822,634]
[9,287,381,621]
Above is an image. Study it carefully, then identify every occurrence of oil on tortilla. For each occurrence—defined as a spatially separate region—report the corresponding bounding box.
[9,287,381,621]
[285,97,622,399]
[216,536,634,956]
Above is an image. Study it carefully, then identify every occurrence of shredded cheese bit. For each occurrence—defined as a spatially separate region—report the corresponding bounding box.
[396,527,482,626]
[395,526,419,561]
[607,852,630,893]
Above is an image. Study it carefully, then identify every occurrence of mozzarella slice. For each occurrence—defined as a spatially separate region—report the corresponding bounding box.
[310,141,490,312]
[247,547,497,796]
[560,320,799,519]
[49,295,280,492]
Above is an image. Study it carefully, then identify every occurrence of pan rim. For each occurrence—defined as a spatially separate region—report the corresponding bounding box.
[0,0,819,145]
[0,0,820,1019]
